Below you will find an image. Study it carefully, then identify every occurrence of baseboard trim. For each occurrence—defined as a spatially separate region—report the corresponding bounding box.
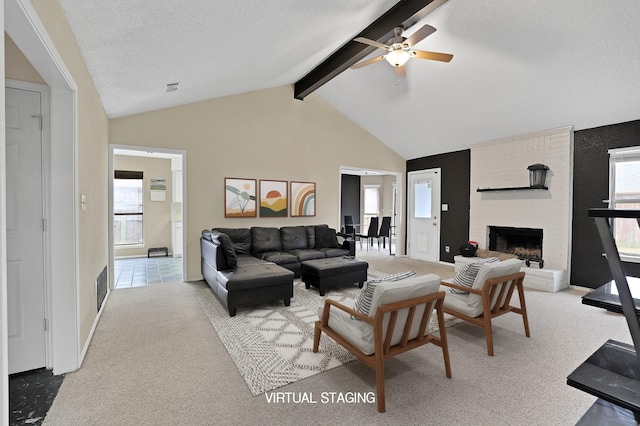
[79,289,111,368]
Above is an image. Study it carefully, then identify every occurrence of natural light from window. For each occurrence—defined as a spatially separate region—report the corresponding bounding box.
[114,176,144,245]
[609,147,640,259]
[363,186,380,233]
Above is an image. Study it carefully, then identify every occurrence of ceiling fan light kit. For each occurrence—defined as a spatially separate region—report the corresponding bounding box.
[385,49,411,67]
[351,24,453,75]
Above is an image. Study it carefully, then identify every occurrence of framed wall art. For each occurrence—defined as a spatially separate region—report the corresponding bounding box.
[225,177,257,218]
[149,178,166,201]
[259,180,288,217]
[290,181,316,217]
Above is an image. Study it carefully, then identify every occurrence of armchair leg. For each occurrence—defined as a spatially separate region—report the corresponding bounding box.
[312,321,321,353]
[517,284,531,338]
[436,306,452,378]
[375,358,386,413]
[483,315,494,356]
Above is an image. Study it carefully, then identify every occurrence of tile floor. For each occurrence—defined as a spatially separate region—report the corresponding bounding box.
[114,256,183,288]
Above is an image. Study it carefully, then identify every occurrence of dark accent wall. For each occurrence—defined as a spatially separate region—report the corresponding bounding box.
[572,119,640,288]
[340,174,361,231]
[407,150,471,263]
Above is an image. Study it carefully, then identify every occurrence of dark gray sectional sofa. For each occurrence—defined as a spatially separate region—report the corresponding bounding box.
[200,225,354,316]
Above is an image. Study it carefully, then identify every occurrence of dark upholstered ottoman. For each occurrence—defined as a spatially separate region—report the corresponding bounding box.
[301,257,368,296]
[217,263,294,316]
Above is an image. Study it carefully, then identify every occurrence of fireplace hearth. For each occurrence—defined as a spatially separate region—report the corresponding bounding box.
[489,226,544,268]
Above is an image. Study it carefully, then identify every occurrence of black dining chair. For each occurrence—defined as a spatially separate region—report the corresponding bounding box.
[344,215,355,235]
[342,215,360,245]
[377,216,392,251]
[356,217,379,250]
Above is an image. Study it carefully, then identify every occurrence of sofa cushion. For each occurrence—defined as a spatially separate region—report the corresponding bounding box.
[281,226,309,251]
[201,233,229,271]
[306,226,318,248]
[287,249,325,262]
[315,226,340,249]
[217,263,294,292]
[316,247,350,258]
[449,257,499,294]
[235,254,271,267]
[216,232,238,269]
[213,228,252,254]
[258,251,299,265]
[251,227,283,253]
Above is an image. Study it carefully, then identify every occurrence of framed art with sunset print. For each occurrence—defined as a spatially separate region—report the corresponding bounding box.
[259,180,288,217]
[225,177,257,218]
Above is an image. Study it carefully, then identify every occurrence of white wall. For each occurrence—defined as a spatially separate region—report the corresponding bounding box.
[109,86,407,280]
[469,126,574,272]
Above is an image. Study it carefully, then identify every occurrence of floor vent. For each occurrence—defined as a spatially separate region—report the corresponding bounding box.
[97,265,108,312]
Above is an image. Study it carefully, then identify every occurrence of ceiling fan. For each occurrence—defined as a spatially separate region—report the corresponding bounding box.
[351,24,453,78]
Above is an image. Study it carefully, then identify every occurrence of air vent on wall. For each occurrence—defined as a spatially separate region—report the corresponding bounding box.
[165,82,179,92]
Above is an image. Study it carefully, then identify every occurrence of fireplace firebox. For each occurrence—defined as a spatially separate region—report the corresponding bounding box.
[488,226,544,268]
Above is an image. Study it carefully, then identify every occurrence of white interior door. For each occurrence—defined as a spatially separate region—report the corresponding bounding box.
[6,86,47,374]
[408,169,441,262]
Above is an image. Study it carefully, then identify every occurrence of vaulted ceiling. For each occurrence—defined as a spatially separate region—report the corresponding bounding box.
[59,0,640,159]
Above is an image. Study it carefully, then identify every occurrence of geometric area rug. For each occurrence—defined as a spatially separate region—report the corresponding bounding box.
[197,272,458,396]
[197,279,360,396]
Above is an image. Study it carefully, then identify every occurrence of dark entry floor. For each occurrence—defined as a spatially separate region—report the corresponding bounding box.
[9,368,64,425]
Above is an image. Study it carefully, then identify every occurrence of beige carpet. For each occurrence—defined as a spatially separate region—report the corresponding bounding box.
[43,254,635,425]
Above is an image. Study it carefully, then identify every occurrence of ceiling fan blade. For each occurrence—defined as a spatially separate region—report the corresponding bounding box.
[354,37,390,51]
[412,50,453,62]
[350,54,386,69]
[404,24,436,47]
[395,65,407,79]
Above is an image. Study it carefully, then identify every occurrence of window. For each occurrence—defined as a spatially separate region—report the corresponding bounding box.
[609,147,640,260]
[114,170,144,245]
[414,180,432,218]
[363,185,380,232]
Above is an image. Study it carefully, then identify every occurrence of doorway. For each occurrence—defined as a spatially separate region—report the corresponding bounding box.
[109,146,186,290]
[5,83,47,374]
[339,166,402,255]
[408,169,441,262]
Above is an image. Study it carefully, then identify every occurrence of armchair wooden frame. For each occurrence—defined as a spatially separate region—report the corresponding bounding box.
[313,291,452,413]
[441,271,529,356]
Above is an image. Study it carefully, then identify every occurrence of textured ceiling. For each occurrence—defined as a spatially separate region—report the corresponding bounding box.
[60,0,640,159]
[58,0,398,117]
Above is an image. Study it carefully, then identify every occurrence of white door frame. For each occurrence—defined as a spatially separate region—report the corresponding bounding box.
[4,0,80,390]
[407,169,441,262]
[109,145,188,288]
[339,166,403,255]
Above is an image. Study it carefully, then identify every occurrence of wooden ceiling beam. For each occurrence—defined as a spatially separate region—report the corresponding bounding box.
[293,0,447,100]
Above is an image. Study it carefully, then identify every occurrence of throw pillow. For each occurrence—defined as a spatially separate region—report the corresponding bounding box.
[315,226,339,249]
[353,280,378,318]
[352,271,416,319]
[217,232,238,269]
[449,257,499,294]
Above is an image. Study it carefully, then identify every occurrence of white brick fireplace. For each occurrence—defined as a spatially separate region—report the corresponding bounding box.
[468,126,574,292]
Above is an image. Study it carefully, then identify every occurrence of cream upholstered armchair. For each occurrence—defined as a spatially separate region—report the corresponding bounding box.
[440,258,529,356]
[313,274,451,413]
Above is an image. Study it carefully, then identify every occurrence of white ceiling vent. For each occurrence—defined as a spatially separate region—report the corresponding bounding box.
[164,82,179,93]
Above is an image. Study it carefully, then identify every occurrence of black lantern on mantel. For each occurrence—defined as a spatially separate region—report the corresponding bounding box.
[527,163,549,188]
